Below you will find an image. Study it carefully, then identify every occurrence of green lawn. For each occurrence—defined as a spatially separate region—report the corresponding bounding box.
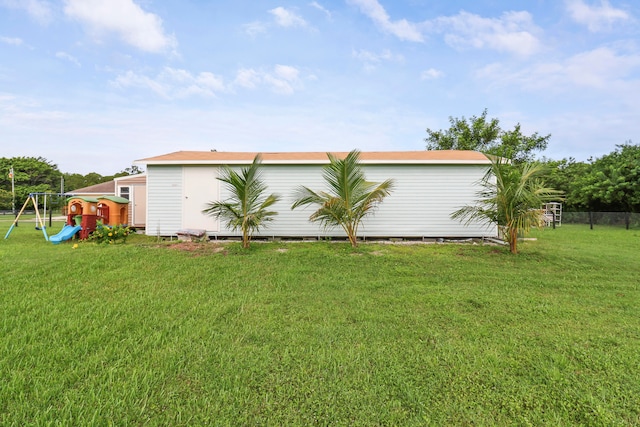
[1,223,639,426]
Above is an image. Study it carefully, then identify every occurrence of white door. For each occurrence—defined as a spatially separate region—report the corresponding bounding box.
[182,167,220,232]
[132,185,146,227]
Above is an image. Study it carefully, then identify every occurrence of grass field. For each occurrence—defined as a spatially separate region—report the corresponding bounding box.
[1,221,639,426]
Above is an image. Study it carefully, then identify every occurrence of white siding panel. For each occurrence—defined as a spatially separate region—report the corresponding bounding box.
[146,166,183,236]
[359,165,495,237]
[212,164,496,238]
[217,165,330,237]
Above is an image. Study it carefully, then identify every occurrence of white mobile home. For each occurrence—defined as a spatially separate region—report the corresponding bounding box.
[135,150,497,239]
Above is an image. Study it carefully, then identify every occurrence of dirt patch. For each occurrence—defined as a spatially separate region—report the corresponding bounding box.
[275,248,288,253]
[162,242,227,256]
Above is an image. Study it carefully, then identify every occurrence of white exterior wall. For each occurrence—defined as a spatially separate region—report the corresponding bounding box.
[212,163,496,238]
[146,162,496,238]
[221,165,327,237]
[146,166,183,236]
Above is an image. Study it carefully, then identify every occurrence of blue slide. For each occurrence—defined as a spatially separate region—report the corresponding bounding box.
[49,224,82,244]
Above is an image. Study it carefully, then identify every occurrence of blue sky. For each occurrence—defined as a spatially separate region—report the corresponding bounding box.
[1,0,638,174]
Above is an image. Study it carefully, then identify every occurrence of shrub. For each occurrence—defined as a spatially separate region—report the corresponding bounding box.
[89,224,131,244]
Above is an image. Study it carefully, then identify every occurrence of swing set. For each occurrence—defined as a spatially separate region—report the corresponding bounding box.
[4,192,66,241]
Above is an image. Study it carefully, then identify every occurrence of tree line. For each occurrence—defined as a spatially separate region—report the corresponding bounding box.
[424,109,640,214]
[0,156,142,211]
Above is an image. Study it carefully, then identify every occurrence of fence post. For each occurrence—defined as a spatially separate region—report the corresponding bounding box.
[625,212,630,230]
[589,211,593,230]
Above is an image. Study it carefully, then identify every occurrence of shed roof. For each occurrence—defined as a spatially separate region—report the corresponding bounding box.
[136,150,490,166]
[114,173,147,185]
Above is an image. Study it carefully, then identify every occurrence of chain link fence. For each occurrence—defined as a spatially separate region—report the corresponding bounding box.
[562,212,640,229]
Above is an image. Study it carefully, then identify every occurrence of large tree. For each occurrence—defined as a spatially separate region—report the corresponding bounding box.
[426,109,550,163]
[203,155,280,249]
[452,157,562,254]
[575,142,640,215]
[291,150,394,247]
[0,157,61,210]
[541,157,591,212]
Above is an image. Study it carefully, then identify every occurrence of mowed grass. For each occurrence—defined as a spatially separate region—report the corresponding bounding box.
[1,221,639,426]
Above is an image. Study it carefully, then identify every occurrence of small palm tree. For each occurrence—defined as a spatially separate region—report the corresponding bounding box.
[203,155,280,249]
[451,156,562,254]
[291,150,394,247]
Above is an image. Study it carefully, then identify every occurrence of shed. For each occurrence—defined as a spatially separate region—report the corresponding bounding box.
[114,174,147,228]
[134,150,497,239]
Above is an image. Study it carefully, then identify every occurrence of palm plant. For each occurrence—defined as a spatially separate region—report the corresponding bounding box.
[451,156,562,254]
[203,155,280,249]
[291,150,394,247]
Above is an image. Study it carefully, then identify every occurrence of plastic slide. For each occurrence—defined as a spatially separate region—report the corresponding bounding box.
[49,225,82,244]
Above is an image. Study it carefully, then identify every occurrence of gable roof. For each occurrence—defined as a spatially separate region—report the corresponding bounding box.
[136,150,491,166]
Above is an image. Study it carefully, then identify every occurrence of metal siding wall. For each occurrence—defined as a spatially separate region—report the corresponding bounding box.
[214,163,496,238]
[146,166,183,236]
[359,165,495,237]
[217,165,331,237]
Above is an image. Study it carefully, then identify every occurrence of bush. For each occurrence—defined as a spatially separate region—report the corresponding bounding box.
[89,224,131,244]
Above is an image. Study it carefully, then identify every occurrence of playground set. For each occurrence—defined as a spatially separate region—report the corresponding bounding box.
[4,193,130,244]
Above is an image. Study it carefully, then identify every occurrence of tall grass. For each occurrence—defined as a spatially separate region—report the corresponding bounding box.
[1,223,639,425]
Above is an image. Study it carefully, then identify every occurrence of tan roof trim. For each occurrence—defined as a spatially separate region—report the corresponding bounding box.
[114,173,147,185]
[135,150,490,165]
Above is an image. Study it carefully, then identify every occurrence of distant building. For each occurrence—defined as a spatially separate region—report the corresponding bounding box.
[70,174,146,228]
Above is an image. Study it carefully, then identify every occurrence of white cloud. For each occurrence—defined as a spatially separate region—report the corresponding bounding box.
[476,46,640,92]
[434,11,541,57]
[233,65,303,95]
[243,21,268,37]
[63,0,177,54]
[421,68,444,80]
[262,64,302,95]
[352,49,403,71]
[352,48,403,63]
[0,93,70,127]
[348,0,424,42]
[111,67,225,99]
[565,0,630,32]
[112,65,305,98]
[1,0,52,24]
[274,64,300,81]
[263,75,296,95]
[1,36,23,46]
[348,0,541,56]
[244,7,309,36]
[55,51,81,66]
[234,68,262,89]
[309,1,331,19]
[269,6,307,28]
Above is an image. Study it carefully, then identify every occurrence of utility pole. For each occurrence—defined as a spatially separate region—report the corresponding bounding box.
[9,166,17,226]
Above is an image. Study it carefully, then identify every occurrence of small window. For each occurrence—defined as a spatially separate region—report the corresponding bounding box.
[120,186,130,200]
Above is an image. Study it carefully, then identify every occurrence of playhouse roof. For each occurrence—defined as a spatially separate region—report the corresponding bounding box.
[135,150,491,166]
[99,196,130,204]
